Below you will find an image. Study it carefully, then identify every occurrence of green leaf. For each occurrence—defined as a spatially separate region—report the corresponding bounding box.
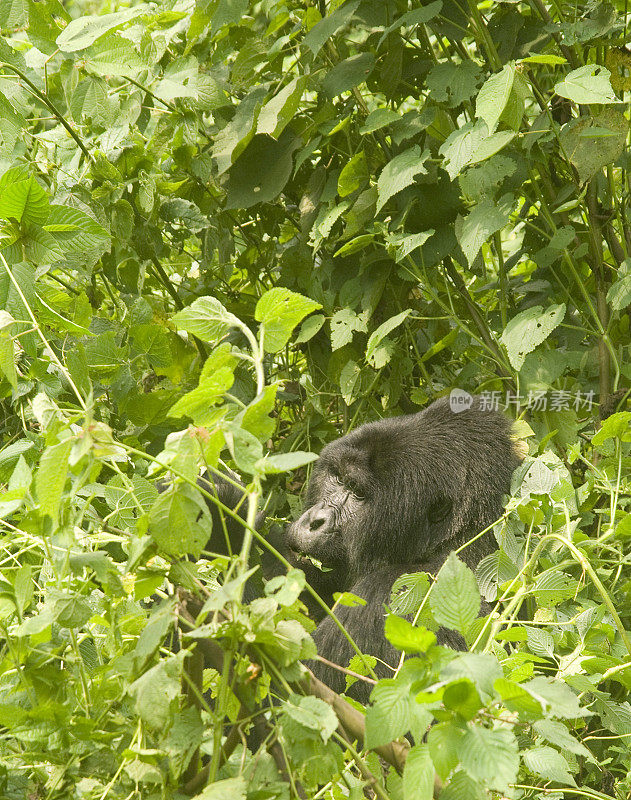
[554,65,619,104]
[365,680,412,749]
[430,552,481,634]
[302,0,360,56]
[426,61,482,108]
[283,694,338,742]
[84,33,144,75]
[439,120,488,180]
[36,439,72,525]
[322,52,375,97]
[385,616,435,653]
[224,133,299,209]
[360,107,401,134]
[330,308,367,350]
[239,384,278,441]
[403,744,434,800]
[189,777,246,800]
[172,296,242,343]
[168,367,234,422]
[339,358,361,405]
[459,725,518,792]
[376,146,429,212]
[533,719,594,760]
[427,722,463,780]
[0,175,49,224]
[523,746,576,786]
[443,679,482,721]
[476,63,516,133]
[338,150,368,197]
[295,313,325,343]
[440,771,486,800]
[149,486,212,557]
[257,77,305,139]
[265,569,306,606]
[607,259,631,310]
[128,653,184,729]
[366,309,411,366]
[255,451,318,474]
[377,2,442,48]
[592,411,631,445]
[559,107,629,183]
[255,288,322,352]
[0,332,16,388]
[455,194,512,266]
[521,54,567,65]
[500,304,566,370]
[389,572,430,616]
[56,6,147,51]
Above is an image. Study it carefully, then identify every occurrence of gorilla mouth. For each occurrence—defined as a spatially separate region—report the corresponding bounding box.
[292,549,335,571]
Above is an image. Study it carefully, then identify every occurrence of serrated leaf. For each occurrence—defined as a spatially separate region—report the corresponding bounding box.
[459,725,518,792]
[427,722,463,780]
[255,288,322,352]
[476,63,516,133]
[365,680,412,749]
[0,175,49,224]
[168,367,234,422]
[149,487,211,558]
[455,194,512,266]
[376,146,429,212]
[283,694,338,742]
[389,571,430,615]
[523,746,576,786]
[430,552,480,634]
[302,0,360,56]
[56,6,147,52]
[172,296,242,343]
[500,304,566,370]
[385,616,435,653]
[403,743,434,800]
[533,719,594,760]
[554,64,619,104]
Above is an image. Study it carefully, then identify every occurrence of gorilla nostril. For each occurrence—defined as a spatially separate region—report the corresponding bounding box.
[309,514,326,531]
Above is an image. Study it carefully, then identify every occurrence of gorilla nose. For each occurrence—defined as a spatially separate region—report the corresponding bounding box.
[308,508,328,531]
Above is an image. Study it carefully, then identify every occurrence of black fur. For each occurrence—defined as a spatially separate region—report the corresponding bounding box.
[286,396,520,701]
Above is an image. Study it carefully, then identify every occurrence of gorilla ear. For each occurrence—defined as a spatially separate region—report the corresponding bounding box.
[428,497,452,524]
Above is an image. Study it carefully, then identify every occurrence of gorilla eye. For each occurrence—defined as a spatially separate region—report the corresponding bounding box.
[347,480,365,500]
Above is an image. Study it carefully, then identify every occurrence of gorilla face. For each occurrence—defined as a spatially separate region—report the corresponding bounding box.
[285,397,521,578]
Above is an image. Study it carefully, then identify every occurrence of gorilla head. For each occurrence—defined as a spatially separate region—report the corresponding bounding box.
[286,395,520,580]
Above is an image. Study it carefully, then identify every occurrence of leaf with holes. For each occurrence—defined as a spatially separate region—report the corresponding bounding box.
[500,304,566,370]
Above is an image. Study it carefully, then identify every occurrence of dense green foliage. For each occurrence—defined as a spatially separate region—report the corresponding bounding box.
[0,0,630,797]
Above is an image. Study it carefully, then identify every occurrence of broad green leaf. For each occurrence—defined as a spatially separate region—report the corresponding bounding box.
[360,107,401,133]
[149,486,212,557]
[168,367,234,422]
[403,744,434,800]
[56,6,147,51]
[85,33,144,75]
[426,61,482,108]
[592,411,631,445]
[559,107,628,183]
[439,120,488,180]
[440,771,486,800]
[533,719,594,760]
[283,694,338,742]
[385,616,435,653]
[455,194,513,266]
[476,63,516,133]
[443,679,482,721]
[376,146,429,212]
[330,308,367,350]
[239,384,278,441]
[172,296,242,343]
[523,746,576,786]
[303,0,360,55]
[500,304,566,370]
[322,52,375,97]
[427,722,463,780]
[386,230,434,263]
[430,552,480,634]
[389,571,430,616]
[212,85,267,175]
[128,653,184,729]
[521,54,567,65]
[525,676,588,719]
[0,175,49,224]
[494,678,544,718]
[265,569,306,606]
[255,451,318,474]
[365,309,411,366]
[365,680,412,749]
[295,313,325,343]
[554,65,619,104]
[257,77,305,138]
[337,150,368,197]
[377,1,442,48]
[36,439,72,525]
[255,288,322,352]
[224,134,299,209]
[459,725,518,791]
[44,205,109,253]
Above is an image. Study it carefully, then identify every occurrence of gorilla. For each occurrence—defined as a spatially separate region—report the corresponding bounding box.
[284,395,521,700]
[181,395,520,703]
